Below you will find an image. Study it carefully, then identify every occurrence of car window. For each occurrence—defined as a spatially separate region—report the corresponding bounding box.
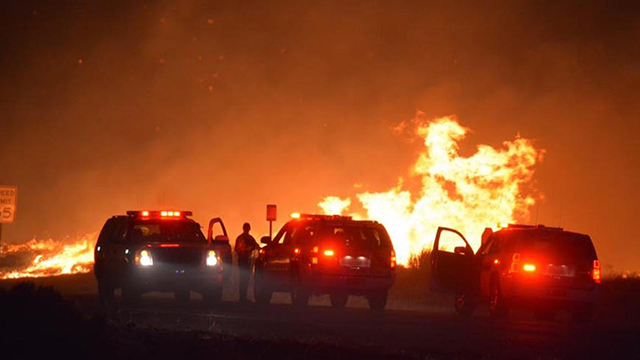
[319,224,391,248]
[488,238,501,255]
[272,223,293,245]
[111,218,128,243]
[128,220,206,243]
[97,218,116,245]
[291,224,316,246]
[514,231,597,261]
[480,237,494,255]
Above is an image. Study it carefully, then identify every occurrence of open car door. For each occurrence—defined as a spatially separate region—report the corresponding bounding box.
[207,217,228,243]
[430,227,476,293]
[207,217,232,280]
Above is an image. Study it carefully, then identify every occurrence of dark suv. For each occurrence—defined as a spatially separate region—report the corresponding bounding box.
[93,210,231,305]
[254,214,397,311]
[430,224,601,321]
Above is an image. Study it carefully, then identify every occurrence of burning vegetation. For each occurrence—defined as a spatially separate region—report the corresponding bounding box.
[318,114,543,265]
[0,232,96,279]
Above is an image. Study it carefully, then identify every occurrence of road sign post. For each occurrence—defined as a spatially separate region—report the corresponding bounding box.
[0,186,18,257]
[266,204,277,239]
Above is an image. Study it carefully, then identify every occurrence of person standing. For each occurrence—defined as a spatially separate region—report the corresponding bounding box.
[235,222,259,303]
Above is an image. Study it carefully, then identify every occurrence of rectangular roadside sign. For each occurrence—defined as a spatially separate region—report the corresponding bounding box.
[0,186,17,223]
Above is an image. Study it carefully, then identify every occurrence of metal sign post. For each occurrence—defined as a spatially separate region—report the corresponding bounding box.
[266,204,277,239]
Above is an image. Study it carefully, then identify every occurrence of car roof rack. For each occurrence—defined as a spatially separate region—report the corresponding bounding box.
[506,223,563,231]
[298,214,353,221]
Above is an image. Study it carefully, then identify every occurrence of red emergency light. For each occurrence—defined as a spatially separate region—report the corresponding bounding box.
[127,210,192,219]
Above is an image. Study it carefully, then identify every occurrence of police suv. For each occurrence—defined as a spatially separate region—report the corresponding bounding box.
[254,214,397,311]
[93,210,231,305]
[430,224,601,321]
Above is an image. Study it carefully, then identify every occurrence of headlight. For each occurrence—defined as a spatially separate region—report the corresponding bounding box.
[135,249,154,266]
[206,250,219,266]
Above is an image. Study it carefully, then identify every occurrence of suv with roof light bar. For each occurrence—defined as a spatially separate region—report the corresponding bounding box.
[93,210,231,306]
[254,213,396,312]
[430,224,601,322]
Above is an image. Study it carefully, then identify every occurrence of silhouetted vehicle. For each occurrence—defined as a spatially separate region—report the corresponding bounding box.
[254,214,397,312]
[93,210,230,306]
[430,224,601,322]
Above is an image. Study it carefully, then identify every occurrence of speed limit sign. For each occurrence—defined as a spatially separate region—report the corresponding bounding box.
[0,186,17,224]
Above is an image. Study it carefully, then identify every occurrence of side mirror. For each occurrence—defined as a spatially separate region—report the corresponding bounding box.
[260,236,271,245]
[213,235,229,243]
[454,246,469,255]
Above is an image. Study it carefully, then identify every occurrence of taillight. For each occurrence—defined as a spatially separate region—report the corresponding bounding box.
[390,249,397,269]
[206,250,219,266]
[592,260,601,284]
[510,253,521,273]
[293,248,300,255]
[523,263,536,272]
[311,246,336,265]
[135,249,153,266]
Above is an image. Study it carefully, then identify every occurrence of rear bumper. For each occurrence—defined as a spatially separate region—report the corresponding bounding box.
[128,265,223,293]
[507,281,599,307]
[311,272,395,294]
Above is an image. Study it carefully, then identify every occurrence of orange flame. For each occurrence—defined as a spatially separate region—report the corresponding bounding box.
[0,232,97,279]
[318,114,543,265]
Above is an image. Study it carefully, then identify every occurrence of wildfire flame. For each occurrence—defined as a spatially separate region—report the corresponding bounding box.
[318,114,543,265]
[0,232,97,279]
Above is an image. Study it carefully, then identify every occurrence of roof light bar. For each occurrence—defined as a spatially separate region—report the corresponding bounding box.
[127,210,192,218]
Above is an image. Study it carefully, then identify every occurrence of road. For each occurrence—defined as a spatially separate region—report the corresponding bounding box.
[1,273,637,360]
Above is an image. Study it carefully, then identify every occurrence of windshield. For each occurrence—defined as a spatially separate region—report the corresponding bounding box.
[128,220,206,244]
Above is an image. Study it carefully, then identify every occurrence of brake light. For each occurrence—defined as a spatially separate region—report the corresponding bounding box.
[159,243,179,248]
[592,260,601,284]
[323,249,335,257]
[135,249,153,266]
[510,253,521,273]
[390,249,397,269]
[206,250,219,266]
[523,263,536,272]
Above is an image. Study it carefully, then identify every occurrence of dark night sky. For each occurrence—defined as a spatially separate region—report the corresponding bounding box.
[0,0,639,271]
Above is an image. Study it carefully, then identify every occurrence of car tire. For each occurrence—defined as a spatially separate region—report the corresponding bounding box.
[367,291,388,313]
[122,283,141,306]
[254,269,272,306]
[454,293,476,318]
[97,279,115,305]
[174,290,191,305]
[489,278,508,319]
[330,292,348,309]
[203,287,223,306]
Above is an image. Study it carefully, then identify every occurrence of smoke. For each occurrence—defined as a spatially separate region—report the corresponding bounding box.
[0,0,639,270]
